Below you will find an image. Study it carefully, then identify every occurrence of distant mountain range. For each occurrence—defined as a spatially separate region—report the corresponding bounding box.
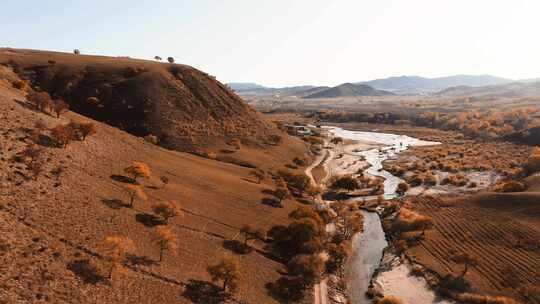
[228,75,540,98]
[436,81,540,98]
[357,75,512,94]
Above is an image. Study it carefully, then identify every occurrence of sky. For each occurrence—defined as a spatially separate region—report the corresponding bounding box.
[1,0,539,87]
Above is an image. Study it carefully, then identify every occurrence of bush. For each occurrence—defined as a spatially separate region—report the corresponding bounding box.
[292,157,308,167]
[73,49,80,55]
[167,57,175,63]
[279,170,310,192]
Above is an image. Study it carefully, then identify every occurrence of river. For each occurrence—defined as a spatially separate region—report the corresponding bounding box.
[324,127,449,304]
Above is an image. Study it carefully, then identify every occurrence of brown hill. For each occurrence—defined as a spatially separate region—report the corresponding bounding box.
[0,48,280,152]
[0,57,310,303]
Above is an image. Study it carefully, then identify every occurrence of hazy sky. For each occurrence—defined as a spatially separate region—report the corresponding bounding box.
[2,0,539,87]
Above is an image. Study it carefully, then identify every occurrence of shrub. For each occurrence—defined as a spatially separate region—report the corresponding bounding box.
[207,256,241,293]
[124,161,151,181]
[267,134,283,145]
[73,49,80,55]
[167,57,174,63]
[326,242,351,274]
[154,56,162,61]
[153,226,178,262]
[103,236,134,279]
[239,225,266,246]
[52,99,69,118]
[152,201,183,224]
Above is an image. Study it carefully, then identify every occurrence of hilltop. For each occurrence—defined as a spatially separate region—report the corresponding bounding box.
[303,83,394,99]
[0,49,281,153]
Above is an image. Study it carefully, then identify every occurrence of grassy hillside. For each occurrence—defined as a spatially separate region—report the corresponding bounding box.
[0,60,310,303]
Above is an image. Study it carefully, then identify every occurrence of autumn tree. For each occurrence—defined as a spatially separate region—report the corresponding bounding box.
[152,201,183,224]
[124,184,147,208]
[396,182,409,195]
[153,226,178,262]
[51,124,75,148]
[73,49,80,55]
[27,91,53,113]
[103,236,134,279]
[124,161,151,182]
[78,122,97,140]
[286,254,324,287]
[239,225,266,246]
[207,256,241,293]
[249,168,266,184]
[167,57,174,63]
[331,175,361,193]
[326,241,351,274]
[449,250,478,277]
[52,99,69,118]
[154,56,162,61]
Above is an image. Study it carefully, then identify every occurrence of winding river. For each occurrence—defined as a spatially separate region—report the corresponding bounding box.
[325,127,447,304]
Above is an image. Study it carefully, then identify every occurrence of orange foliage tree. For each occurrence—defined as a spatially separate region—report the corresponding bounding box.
[153,226,178,262]
[124,161,151,182]
[103,236,134,279]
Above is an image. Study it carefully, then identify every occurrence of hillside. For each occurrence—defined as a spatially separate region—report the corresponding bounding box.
[0,56,311,303]
[358,75,511,94]
[0,49,281,153]
[228,82,266,92]
[303,83,394,99]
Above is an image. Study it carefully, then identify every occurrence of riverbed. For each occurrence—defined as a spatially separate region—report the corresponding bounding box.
[322,127,450,304]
